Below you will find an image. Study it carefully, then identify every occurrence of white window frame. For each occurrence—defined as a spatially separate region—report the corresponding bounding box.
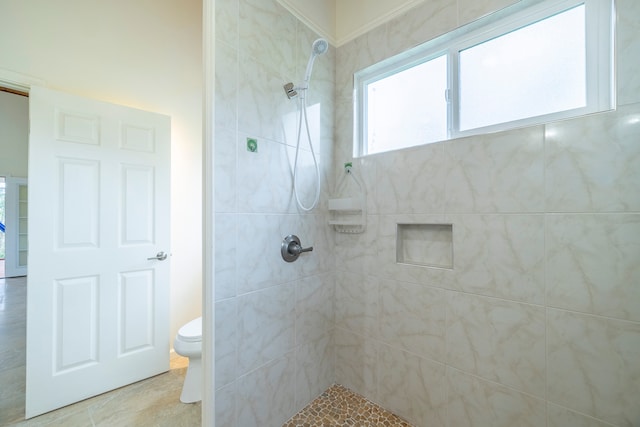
[354,0,615,157]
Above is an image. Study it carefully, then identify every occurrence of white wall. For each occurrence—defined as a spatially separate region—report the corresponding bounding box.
[0,91,28,177]
[0,0,203,342]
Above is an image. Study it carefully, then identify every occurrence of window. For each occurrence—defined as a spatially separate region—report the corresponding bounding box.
[354,0,614,156]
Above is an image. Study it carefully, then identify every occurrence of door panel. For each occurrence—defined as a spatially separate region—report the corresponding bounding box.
[119,269,155,354]
[54,276,99,372]
[26,86,171,418]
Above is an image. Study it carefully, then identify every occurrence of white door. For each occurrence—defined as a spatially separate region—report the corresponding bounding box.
[25,86,171,418]
[4,177,28,277]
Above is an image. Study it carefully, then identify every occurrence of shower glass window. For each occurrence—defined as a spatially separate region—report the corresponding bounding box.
[353,0,614,157]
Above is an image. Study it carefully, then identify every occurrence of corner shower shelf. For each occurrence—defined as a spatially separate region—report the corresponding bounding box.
[328,197,361,211]
[329,164,366,233]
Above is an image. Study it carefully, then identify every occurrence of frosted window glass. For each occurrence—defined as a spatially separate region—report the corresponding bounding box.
[459,5,586,131]
[366,55,447,155]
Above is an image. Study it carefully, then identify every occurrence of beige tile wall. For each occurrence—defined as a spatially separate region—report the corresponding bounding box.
[214,0,336,426]
[214,0,640,426]
[334,0,640,427]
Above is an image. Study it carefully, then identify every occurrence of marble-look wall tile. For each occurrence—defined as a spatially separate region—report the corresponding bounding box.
[238,0,296,78]
[236,136,295,214]
[295,333,335,411]
[447,292,546,397]
[377,344,447,427]
[235,214,299,294]
[215,381,237,427]
[444,126,545,213]
[334,215,378,276]
[216,298,237,389]
[237,352,296,427]
[333,100,355,167]
[379,279,446,363]
[334,328,378,399]
[457,0,520,26]
[451,214,545,304]
[236,59,298,143]
[546,214,640,322]
[296,214,333,276]
[215,39,238,133]
[547,309,640,427]
[547,404,615,427]
[545,104,640,212]
[357,157,379,215]
[215,213,236,300]
[237,283,295,375]
[386,0,457,55]
[616,0,640,106]
[329,0,640,425]
[335,25,389,99]
[447,368,546,427]
[215,0,238,46]
[375,142,447,214]
[215,126,237,213]
[214,0,336,423]
[335,272,378,338]
[296,273,334,345]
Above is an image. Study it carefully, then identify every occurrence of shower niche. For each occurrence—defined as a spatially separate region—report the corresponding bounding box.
[396,223,453,269]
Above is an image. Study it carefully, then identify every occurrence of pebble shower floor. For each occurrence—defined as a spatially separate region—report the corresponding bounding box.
[283,384,413,427]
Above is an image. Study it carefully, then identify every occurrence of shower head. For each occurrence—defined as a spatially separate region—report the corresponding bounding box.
[311,38,329,56]
[304,38,329,82]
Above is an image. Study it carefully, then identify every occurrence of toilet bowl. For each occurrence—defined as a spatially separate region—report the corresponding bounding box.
[174,316,202,403]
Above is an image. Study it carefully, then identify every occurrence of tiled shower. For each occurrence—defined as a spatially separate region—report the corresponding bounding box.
[213,0,640,426]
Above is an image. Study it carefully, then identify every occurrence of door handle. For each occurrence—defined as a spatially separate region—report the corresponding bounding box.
[147,251,168,261]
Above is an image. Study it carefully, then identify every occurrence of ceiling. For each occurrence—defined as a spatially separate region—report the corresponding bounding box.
[277,0,425,46]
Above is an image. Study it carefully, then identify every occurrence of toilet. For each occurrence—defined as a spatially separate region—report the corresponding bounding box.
[173,316,202,403]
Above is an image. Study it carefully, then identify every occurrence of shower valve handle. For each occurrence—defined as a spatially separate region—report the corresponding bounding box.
[281,235,313,263]
[289,242,313,255]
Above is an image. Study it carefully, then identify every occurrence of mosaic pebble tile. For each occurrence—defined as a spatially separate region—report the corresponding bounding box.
[283,384,414,427]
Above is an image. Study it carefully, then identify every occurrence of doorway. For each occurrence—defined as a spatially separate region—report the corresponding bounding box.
[0,87,29,279]
[0,176,5,278]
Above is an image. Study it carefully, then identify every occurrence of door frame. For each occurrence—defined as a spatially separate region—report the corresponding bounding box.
[202,0,216,425]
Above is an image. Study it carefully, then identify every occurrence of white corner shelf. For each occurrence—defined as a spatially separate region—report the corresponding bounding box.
[329,164,366,233]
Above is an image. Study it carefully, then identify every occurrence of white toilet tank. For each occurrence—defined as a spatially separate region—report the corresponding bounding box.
[177,317,202,342]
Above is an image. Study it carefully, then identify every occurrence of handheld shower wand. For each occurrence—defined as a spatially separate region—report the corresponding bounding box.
[286,38,329,211]
[303,38,329,86]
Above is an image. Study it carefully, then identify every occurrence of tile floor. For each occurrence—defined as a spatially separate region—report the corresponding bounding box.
[283,384,414,427]
[0,276,201,426]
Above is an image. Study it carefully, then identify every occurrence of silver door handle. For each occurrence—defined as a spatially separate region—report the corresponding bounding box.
[147,251,168,261]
